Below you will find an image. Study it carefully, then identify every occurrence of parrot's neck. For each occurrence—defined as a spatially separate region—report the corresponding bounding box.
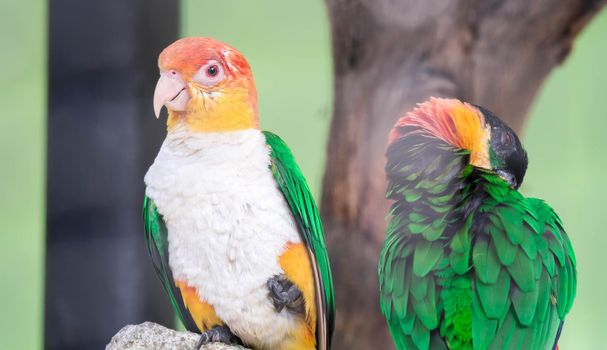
[160,123,263,161]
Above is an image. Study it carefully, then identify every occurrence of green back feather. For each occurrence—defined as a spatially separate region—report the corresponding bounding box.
[380,131,577,350]
[263,131,335,350]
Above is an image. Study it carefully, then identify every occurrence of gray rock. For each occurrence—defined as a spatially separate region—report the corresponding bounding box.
[106,322,248,350]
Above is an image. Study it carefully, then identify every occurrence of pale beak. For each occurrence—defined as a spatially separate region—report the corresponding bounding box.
[497,169,517,189]
[153,71,190,118]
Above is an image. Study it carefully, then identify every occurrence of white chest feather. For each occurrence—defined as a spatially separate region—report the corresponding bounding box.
[144,127,302,347]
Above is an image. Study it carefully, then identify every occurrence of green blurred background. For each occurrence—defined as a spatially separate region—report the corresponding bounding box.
[1,0,606,348]
[0,1,46,349]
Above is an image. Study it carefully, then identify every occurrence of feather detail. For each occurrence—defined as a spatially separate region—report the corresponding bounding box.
[279,242,317,338]
[175,281,224,332]
[264,131,335,350]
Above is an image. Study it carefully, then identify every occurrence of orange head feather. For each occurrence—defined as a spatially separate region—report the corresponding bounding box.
[389,97,491,169]
[390,97,528,188]
[154,37,259,132]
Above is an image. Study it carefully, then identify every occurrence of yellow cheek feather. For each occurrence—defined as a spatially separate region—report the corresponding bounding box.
[451,104,491,169]
[167,82,258,132]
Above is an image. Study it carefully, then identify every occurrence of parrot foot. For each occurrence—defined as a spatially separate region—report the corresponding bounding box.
[195,325,242,349]
[267,274,305,315]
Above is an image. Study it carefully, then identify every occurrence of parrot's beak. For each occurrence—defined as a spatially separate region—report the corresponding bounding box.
[497,170,518,189]
[153,71,189,118]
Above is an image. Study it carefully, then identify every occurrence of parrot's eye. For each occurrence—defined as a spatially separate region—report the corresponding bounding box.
[207,65,218,77]
[193,60,225,86]
[501,132,513,147]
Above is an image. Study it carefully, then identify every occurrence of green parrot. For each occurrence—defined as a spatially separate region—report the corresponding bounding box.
[378,98,577,350]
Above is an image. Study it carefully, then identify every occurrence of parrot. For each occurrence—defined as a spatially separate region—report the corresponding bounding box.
[143,37,335,350]
[378,98,576,350]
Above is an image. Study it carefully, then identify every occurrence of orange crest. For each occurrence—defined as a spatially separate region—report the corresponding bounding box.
[390,97,491,168]
[159,37,253,79]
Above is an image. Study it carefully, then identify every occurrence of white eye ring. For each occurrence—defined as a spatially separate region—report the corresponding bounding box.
[193,60,225,86]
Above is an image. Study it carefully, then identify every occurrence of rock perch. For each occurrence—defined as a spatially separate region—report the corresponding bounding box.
[106,322,249,350]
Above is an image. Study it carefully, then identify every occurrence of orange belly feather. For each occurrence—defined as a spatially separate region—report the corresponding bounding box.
[175,242,317,350]
[278,242,317,350]
[175,281,223,332]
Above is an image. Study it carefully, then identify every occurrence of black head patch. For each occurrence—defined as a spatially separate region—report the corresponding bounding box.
[475,105,528,188]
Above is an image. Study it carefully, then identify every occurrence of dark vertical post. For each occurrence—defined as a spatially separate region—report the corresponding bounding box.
[46,1,179,349]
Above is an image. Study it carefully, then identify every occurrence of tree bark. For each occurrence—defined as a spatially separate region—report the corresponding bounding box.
[321,1,605,349]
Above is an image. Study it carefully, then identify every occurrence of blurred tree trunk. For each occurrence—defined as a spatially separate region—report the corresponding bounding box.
[321,1,605,349]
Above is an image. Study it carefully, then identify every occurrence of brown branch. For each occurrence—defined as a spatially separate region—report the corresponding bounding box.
[321,1,606,349]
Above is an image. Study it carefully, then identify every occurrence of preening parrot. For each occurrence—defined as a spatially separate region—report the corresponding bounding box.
[379,98,576,350]
[143,37,335,350]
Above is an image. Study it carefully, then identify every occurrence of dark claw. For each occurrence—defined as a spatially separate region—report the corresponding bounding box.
[195,325,242,349]
[266,274,305,316]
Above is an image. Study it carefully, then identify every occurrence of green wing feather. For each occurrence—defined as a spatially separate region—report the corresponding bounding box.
[470,177,576,350]
[263,131,335,350]
[381,132,577,350]
[381,134,471,350]
[143,196,199,332]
